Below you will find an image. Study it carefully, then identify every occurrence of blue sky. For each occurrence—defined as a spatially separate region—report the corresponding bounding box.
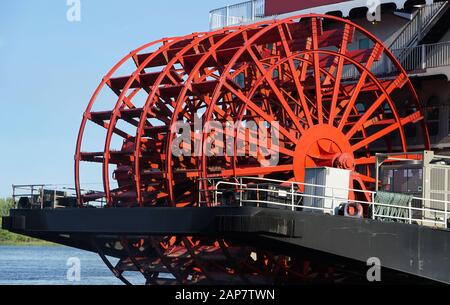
[0,0,233,197]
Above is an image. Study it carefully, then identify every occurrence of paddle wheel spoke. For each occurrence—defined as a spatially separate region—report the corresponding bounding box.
[328,24,354,124]
[277,24,313,128]
[337,43,383,130]
[311,17,324,124]
[246,47,305,135]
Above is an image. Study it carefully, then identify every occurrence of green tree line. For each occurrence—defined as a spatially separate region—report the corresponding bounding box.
[0,198,52,245]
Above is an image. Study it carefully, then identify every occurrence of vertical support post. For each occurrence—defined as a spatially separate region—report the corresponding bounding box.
[445,200,448,229]
[330,187,334,215]
[421,151,426,224]
[12,185,16,209]
[409,199,412,224]
[225,5,229,27]
[256,183,259,208]
[291,183,295,211]
[31,185,34,207]
[54,189,57,209]
[335,187,338,215]
[375,155,380,193]
[214,180,217,207]
[371,192,375,220]
[239,177,243,207]
[421,44,426,69]
[40,186,44,209]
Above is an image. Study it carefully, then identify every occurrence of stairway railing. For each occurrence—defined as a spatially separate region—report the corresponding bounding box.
[389,1,448,54]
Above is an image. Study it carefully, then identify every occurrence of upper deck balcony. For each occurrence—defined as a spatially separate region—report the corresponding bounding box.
[209,0,265,30]
[209,0,430,30]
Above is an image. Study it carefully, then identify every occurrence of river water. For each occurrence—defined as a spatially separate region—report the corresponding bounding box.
[0,246,145,285]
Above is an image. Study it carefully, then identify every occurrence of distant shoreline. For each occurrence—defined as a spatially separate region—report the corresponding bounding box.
[0,228,58,246]
[1,198,61,246]
[0,241,59,246]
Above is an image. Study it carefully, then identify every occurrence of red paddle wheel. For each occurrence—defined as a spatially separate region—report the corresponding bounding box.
[74,14,429,284]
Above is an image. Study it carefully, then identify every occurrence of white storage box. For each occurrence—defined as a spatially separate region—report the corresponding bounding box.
[303,167,351,214]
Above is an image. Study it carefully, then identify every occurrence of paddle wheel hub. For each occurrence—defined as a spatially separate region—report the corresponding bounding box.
[293,125,354,182]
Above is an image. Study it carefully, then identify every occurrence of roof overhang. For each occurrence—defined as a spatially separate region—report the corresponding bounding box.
[265,0,435,18]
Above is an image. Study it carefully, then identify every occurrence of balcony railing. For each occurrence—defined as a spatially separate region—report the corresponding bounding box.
[341,41,450,80]
[394,41,450,72]
[210,0,265,30]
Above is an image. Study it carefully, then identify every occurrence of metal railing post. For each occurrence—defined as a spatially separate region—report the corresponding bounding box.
[239,177,243,207]
[12,185,16,209]
[40,186,44,209]
[409,199,412,224]
[291,183,295,211]
[216,180,219,206]
[225,5,229,27]
[331,187,335,215]
[372,192,375,220]
[375,156,379,193]
[251,0,255,20]
[30,185,34,207]
[421,44,426,69]
[445,201,448,229]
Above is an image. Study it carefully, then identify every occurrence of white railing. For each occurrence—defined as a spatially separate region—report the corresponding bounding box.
[12,184,105,209]
[340,41,450,80]
[203,176,449,229]
[393,41,450,71]
[210,0,265,30]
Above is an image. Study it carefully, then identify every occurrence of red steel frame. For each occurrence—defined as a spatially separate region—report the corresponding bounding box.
[74,14,430,208]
